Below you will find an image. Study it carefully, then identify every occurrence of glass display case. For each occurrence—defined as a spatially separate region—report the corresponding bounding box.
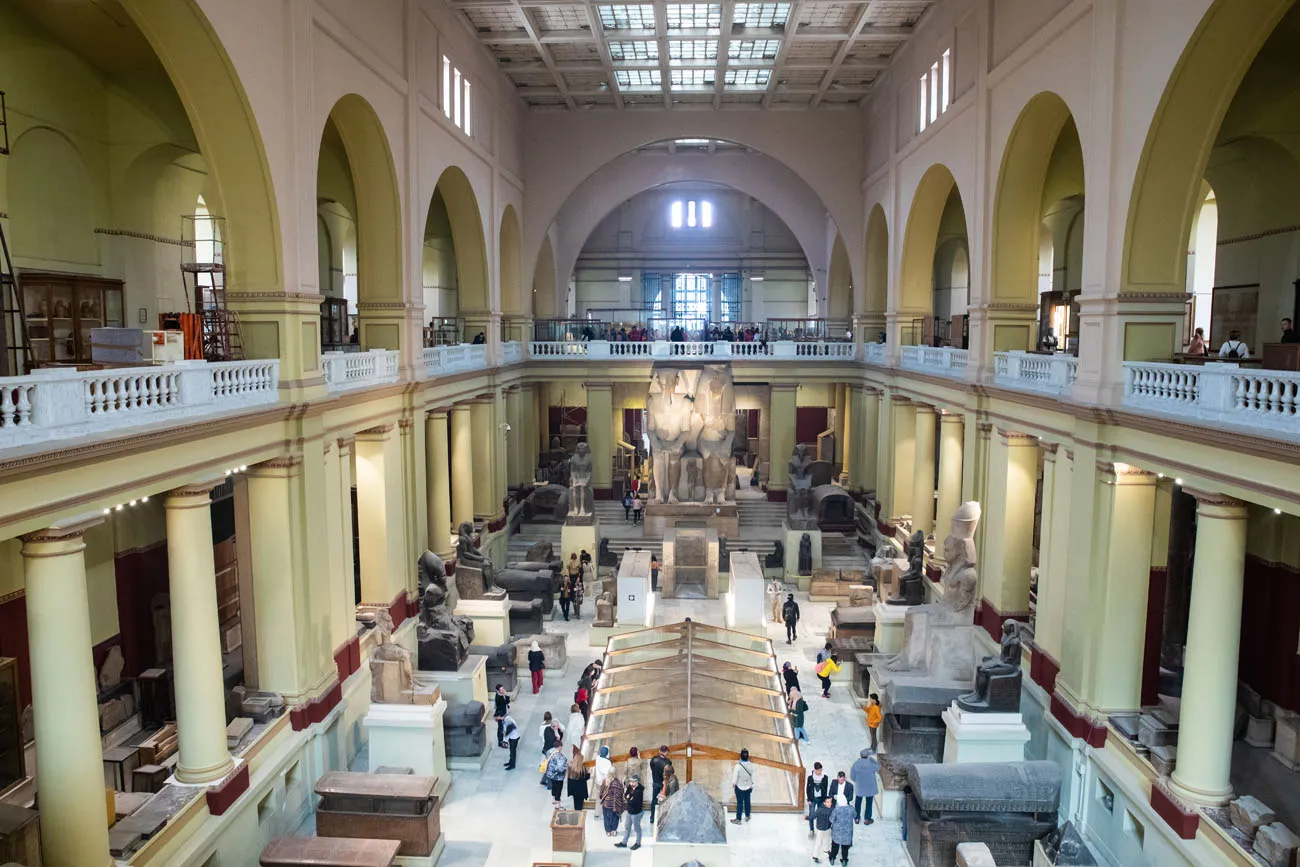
[21,272,125,365]
[585,621,804,810]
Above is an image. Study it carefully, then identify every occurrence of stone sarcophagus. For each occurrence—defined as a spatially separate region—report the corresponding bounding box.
[513,632,567,672]
[508,599,545,637]
[468,642,517,693]
[498,569,556,614]
[443,700,487,757]
[313,772,441,858]
[904,761,1060,867]
[550,809,587,853]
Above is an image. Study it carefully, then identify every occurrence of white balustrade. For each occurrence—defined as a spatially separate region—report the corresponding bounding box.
[500,341,523,365]
[323,349,400,392]
[898,345,968,377]
[863,342,886,365]
[529,340,588,358]
[1123,362,1300,435]
[730,341,769,357]
[993,351,1077,395]
[529,338,860,361]
[0,359,280,448]
[422,343,489,377]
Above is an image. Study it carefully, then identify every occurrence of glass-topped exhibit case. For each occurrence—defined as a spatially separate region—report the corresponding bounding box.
[585,621,805,810]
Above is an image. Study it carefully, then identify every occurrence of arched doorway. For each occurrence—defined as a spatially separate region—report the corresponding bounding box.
[898,164,967,346]
[532,235,558,319]
[992,92,1086,353]
[827,234,853,323]
[498,205,525,340]
[424,166,489,344]
[863,204,889,341]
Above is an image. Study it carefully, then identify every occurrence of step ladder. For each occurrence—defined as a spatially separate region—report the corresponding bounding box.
[0,91,31,377]
[181,209,242,362]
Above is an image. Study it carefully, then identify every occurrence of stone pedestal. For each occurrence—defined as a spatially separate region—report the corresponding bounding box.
[661,528,720,599]
[726,551,766,633]
[364,701,451,798]
[1272,715,1300,770]
[652,842,731,867]
[617,550,653,627]
[783,522,821,588]
[643,502,739,538]
[561,519,600,567]
[418,655,488,710]
[872,602,909,654]
[941,703,1031,764]
[454,598,510,646]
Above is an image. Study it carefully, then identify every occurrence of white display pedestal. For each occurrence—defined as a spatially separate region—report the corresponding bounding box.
[548,851,585,867]
[872,602,909,654]
[653,842,731,867]
[418,655,489,710]
[561,519,600,566]
[453,598,510,646]
[364,701,451,798]
[726,551,766,633]
[617,550,653,627]
[941,702,1031,764]
[394,834,444,867]
[783,522,822,590]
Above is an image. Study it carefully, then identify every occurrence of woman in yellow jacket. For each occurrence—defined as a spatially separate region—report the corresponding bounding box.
[815,654,841,698]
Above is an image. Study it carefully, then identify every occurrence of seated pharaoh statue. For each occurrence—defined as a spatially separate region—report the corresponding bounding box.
[882,501,980,681]
[455,521,505,600]
[956,619,1024,713]
[888,530,928,606]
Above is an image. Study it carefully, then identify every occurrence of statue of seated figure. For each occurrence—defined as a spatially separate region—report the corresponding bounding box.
[593,590,616,627]
[957,620,1024,713]
[887,530,927,606]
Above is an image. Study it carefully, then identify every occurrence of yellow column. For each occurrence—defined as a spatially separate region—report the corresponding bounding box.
[493,390,509,504]
[1170,491,1248,806]
[401,418,425,585]
[888,397,915,522]
[586,381,614,496]
[355,425,404,605]
[505,387,523,489]
[911,405,936,537]
[426,409,453,555]
[980,430,1039,616]
[470,396,497,518]
[324,439,355,650]
[849,386,878,491]
[21,519,112,867]
[768,383,798,493]
[165,482,236,783]
[336,438,357,624]
[1033,445,1072,662]
[450,404,475,527]
[521,385,537,484]
[935,411,964,540]
[834,383,848,476]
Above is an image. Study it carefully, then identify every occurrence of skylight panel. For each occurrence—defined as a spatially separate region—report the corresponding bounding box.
[734,3,790,28]
[668,39,719,62]
[598,4,655,29]
[665,4,722,28]
[724,68,771,88]
[728,39,780,60]
[670,68,715,88]
[609,40,658,61]
[614,68,663,90]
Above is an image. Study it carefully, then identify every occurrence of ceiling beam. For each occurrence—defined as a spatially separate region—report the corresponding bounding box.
[761,0,804,109]
[655,3,670,109]
[711,0,736,109]
[581,0,623,108]
[795,25,912,40]
[514,4,577,109]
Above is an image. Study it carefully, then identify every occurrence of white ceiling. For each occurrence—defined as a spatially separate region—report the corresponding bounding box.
[450,0,936,110]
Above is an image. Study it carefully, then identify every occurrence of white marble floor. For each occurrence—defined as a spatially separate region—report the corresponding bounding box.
[425,594,910,867]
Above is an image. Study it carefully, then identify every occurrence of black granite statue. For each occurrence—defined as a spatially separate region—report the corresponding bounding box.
[417,550,447,597]
[508,598,544,636]
[416,567,475,671]
[443,700,487,756]
[764,540,784,570]
[598,537,618,568]
[957,620,1024,712]
[455,521,504,599]
[469,642,518,693]
[496,569,555,614]
[797,533,812,576]
[887,530,927,606]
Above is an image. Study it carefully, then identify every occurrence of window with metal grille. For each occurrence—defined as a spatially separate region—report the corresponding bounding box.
[720,272,742,322]
[672,273,712,331]
[665,3,722,28]
[668,39,718,61]
[725,68,770,88]
[729,39,780,60]
[733,2,790,27]
[610,40,658,61]
[670,68,714,88]
[598,4,655,29]
[642,272,667,313]
[615,69,662,90]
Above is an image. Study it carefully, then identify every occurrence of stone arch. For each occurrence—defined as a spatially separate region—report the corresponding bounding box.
[1123,0,1295,295]
[827,233,852,320]
[429,166,490,325]
[532,233,558,318]
[7,127,99,267]
[863,204,889,335]
[898,164,965,322]
[319,95,403,350]
[499,204,524,317]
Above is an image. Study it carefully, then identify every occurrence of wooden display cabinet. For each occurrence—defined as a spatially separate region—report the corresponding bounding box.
[22,271,125,366]
[321,296,351,351]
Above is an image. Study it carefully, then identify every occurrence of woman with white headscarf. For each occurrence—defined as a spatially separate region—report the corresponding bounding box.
[528,640,545,694]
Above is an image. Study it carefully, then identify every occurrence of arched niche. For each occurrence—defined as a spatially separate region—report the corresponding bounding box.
[427,166,489,340]
[863,204,889,338]
[898,164,967,343]
[827,234,852,321]
[499,204,524,320]
[8,128,99,268]
[532,234,558,318]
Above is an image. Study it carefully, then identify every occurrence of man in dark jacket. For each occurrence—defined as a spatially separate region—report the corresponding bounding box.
[782,593,801,644]
[649,745,671,824]
[615,774,646,850]
[493,684,510,747]
[805,762,829,834]
[829,770,854,804]
[811,797,834,863]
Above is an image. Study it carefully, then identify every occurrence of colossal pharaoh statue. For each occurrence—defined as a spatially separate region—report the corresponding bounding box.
[645,363,735,505]
[568,441,594,518]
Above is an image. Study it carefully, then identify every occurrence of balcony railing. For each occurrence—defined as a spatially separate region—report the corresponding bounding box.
[863,342,886,365]
[993,351,1078,395]
[899,345,968,377]
[1124,362,1300,435]
[0,359,279,448]
[421,343,489,378]
[500,341,523,365]
[323,349,400,392]
[528,339,856,360]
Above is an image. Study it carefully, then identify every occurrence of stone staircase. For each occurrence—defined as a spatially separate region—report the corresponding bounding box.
[506,523,562,563]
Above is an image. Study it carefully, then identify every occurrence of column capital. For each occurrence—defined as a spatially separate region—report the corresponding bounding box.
[1041,441,1059,459]
[472,392,495,403]
[855,383,882,396]
[1096,461,1157,485]
[997,428,1039,446]
[20,514,103,550]
[357,423,395,439]
[450,402,472,414]
[913,403,936,416]
[336,435,355,452]
[168,476,227,500]
[1185,488,1248,516]
[889,394,912,405]
[977,421,994,437]
[397,417,414,431]
[249,455,303,477]
[427,406,451,419]
[938,409,964,422]
[771,382,799,394]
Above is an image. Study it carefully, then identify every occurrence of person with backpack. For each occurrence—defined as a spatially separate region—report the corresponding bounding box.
[649,745,671,824]
[623,491,634,521]
[1218,329,1249,359]
[729,748,755,824]
[790,687,810,743]
[816,654,841,698]
[782,593,801,644]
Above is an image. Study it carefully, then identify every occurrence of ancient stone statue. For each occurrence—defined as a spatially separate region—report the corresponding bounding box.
[417,550,447,597]
[884,501,980,677]
[417,563,475,671]
[787,444,816,528]
[646,367,696,504]
[764,540,784,570]
[593,590,615,627]
[370,610,414,704]
[957,620,1024,713]
[697,366,736,504]
[888,531,928,606]
[798,532,813,576]
[598,538,617,567]
[455,521,502,599]
[568,441,594,517]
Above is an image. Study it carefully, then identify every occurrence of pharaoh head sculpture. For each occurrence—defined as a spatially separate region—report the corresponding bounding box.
[943,501,981,565]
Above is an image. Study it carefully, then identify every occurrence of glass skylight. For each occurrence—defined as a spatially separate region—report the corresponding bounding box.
[665,4,722,28]
[725,68,771,88]
[668,39,719,62]
[734,3,791,28]
[729,39,781,60]
[614,68,662,90]
[670,68,715,88]
[609,40,658,61]
[598,4,655,29]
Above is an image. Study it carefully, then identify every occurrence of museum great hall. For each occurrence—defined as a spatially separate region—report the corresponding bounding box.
[0,0,1298,865]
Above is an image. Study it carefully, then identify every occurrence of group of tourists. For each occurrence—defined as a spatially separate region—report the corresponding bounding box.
[804,750,880,865]
[560,552,589,620]
[621,490,645,523]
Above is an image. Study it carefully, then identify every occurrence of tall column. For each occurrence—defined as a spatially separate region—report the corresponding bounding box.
[450,404,475,527]
[470,396,497,518]
[355,425,405,605]
[1170,491,1248,806]
[980,430,1039,618]
[505,387,523,489]
[165,482,236,783]
[768,383,798,494]
[911,405,937,537]
[21,518,112,867]
[849,386,879,491]
[426,409,453,555]
[586,381,614,497]
[833,383,848,475]
[326,437,357,649]
[1033,445,1070,662]
[888,397,915,522]
[934,411,964,540]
